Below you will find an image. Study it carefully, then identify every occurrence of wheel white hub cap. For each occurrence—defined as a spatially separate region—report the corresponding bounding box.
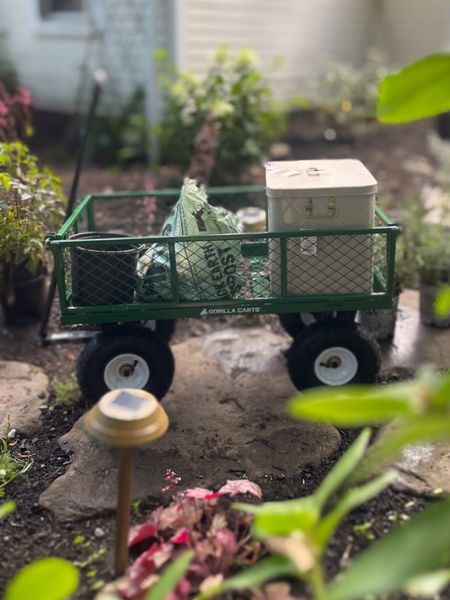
[314,347,358,386]
[104,353,150,390]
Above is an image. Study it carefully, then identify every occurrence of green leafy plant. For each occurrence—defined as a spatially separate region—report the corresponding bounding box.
[5,558,79,600]
[377,52,450,311]
[0,141,65,295]
[155,46,285,183]
[307,48,389,137]
[52,376,80,407]
[0,436,32,498]
[86,87,149,166]
[199,369,450,600]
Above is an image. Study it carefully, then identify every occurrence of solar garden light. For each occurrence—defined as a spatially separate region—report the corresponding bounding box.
[84,388,169,576]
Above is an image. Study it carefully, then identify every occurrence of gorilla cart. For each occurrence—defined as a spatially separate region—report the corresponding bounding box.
[47,181,399,403]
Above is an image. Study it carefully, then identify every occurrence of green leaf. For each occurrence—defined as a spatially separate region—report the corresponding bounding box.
[236,497,319,538]
[327,500,450,600]
[197,555,298,599]
[288,385,416,426]
[377,53,450,123]
[314,470,397,549]
[0,501,16,519]
[435,286,450,316]
[405,569,450,597]
[5,558,79,600]
[145,550,194,600]
[313,429,371,509]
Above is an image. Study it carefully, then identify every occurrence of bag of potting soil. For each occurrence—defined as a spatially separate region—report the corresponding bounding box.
[136,179,243,302]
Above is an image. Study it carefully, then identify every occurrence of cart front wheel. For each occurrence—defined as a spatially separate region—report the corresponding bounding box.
[287,321,379,390]
[77,325,175,404]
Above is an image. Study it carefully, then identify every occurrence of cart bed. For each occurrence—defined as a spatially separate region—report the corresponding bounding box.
[48,186,399,326]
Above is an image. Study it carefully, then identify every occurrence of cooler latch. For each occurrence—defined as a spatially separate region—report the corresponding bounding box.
[304,197,337,218]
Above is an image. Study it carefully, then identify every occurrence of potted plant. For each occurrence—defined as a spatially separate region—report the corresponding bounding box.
[395,196,450,328]
[0,141,65,325]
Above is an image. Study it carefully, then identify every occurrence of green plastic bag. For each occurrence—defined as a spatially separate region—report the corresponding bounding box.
[137,179,243,302]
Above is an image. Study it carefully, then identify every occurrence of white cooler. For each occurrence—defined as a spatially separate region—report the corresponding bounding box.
[266,159,377,295]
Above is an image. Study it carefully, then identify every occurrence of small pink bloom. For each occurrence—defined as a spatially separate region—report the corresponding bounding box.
[128,522,157,547]
[170,527,190,545]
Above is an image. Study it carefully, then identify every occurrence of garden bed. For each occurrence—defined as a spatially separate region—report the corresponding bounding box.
[1,115,448,599]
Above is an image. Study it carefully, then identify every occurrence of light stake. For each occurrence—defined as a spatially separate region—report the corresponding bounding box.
[84,388,169,576]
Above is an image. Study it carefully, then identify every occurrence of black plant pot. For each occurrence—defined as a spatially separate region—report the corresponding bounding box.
[1,268,48,326]
[70,232,141,307]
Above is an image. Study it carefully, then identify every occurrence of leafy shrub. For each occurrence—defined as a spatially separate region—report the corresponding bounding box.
[101,478,263,599]
[199,369,450,600]
[156,47,285,184]
[0,67,33,142]
[86,87,148,166]
[0,142,65,293]
[307,48,389,136]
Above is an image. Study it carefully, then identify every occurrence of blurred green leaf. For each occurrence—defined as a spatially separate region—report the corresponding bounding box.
[326,500,450,600]
[288,385,416,426]
[313,429,371,509]
[235,497,318,538]
[405,569,450,597]
[314,470,397,548]
[353,416,450,483]
[146,550,194,600]
[0,501,15,519]
[5,558,79,600]
[433,371,450,409]
[377,53,450,123]
[435,286,450,316]
[197,556,298,599]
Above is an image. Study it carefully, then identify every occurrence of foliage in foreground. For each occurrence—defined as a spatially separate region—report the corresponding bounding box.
[155,46,285,183]
[0,436,32,498]
[376,51,450,313]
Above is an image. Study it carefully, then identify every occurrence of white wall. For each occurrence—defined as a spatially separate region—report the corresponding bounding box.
[176,0,450,101]
[0,0,173,115]
[176,0,373,101]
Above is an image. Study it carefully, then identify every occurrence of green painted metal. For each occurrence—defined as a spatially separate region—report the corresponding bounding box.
[48,186,400,327]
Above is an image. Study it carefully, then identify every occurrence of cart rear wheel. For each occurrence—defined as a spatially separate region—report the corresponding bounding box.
[279,311,356,338]
[287,321,379,390]
[77,325,175,404]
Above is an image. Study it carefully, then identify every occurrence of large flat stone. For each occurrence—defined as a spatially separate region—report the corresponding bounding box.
[40,328,341,522]
[393,441,450,496]
[382,290,450,369]
[0,361,48,436]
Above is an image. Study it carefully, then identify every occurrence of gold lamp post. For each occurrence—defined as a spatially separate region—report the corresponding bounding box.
[84,388,169,576]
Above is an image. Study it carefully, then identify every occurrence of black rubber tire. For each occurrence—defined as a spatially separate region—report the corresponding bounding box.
[77,324,175,404]
[100,320,176,342]
[286,320,380,391]
[279,311,356,338]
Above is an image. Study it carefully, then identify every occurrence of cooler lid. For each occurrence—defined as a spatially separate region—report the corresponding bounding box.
[265,159,377,197]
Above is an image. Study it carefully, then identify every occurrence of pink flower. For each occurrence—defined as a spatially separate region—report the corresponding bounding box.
[128,523,157,547]
[170,528,190,545]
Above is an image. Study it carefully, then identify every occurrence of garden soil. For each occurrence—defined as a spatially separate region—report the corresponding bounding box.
[1,116,449,599]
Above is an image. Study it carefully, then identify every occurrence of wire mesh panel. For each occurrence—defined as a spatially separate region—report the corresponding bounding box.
[51,192,397,323]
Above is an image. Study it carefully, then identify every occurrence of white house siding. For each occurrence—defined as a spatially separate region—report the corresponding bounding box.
[0,1,89,112]
[176,0,450,101]
[176,0,373,101]
[377,0,450,65]
[0,0,173,115]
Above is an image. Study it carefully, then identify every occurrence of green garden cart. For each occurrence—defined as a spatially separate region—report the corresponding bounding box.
[47,177,399,404]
